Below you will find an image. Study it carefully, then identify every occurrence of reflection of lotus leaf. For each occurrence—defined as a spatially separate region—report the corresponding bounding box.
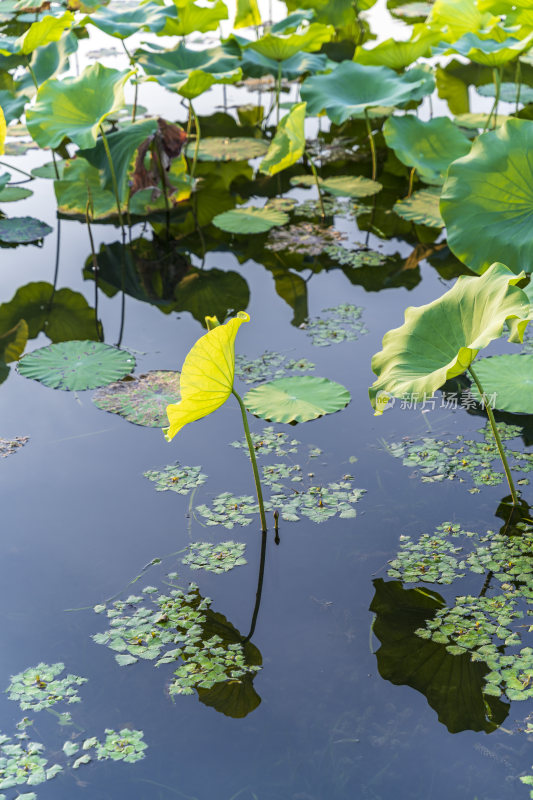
[244,375,351,423]
[394,187,444,228]
[174,267,250,326]
[0,216,52,243]
[185,137,268,162]
[469,354,533,414]
[93,370,181,427]
[18,341,135,391]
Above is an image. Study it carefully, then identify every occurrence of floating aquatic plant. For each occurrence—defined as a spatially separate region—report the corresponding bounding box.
[93,371,181,427]
[266,222,346,256]
[0,435,29,458]
[0,737,61,791]
[300,304,367,347]
[230,425,301,457]
[323,244,386,268]
[143,463,207,495]
[195,493,262,528]
[235,351,315,384]
[182,541,247,573]
[7,663,87,712]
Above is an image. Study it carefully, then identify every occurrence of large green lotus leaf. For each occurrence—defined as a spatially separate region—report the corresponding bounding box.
[92,370,181,426]
[477,81,533,103]
[354,28,440,69]
[245,22,334,62]
[433,32,533,65]
[234,0,261,28]
[469,354,533,413]
[160,0,228,36]
[31,161,66,179]
[435,65,470,115]
[369,262,531,412]
[213,206,289,233]
[284,0,370,30]
[301,62,435,124]
[18,341,134,391]
[54,158,120,220]
[26,64,131,150]
[78,118,159,201]
[240,48,327,80]
[290,174,382,197]
[0,282,101,342]
[0,216,52,243]
[84,2,172,38]
[244,375,351,423]
[383,115,471,185]
[16,11,74,55]
[0,90,25,124]
[137,43,241,98]
[394,187,444,228]
[427,0,499,39]
[174,267,250,325]
[441,119,533,275]
[259,102,306,176]
[370,579,509,734]
[185,137,268,162]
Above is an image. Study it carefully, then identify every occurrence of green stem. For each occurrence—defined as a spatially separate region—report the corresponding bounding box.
[232,389,267,533]
[99,124,125,237]
[189,100,201,182]
[85,191,102,341]
[407,166,416,198]
[276,61,282,125]
[305,150,325,221]
[484,67,501,132]
[468,364,519,506]
[121,40,138,122]
[0,160,33,179]
[364,109,377,181]
[26,56,38,90]
[515,58,522,113]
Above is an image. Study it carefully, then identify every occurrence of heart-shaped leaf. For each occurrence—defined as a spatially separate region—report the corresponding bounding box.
[18,341,135,391]
[369,262,531,413]
[441,119,533,275]
[244,375,351,422]
[213,206,289,233]
[469,354,533,414]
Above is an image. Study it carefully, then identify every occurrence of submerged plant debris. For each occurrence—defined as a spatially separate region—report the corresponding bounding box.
[235,351,315,384]
[93,370,181,427]
[0,436,29,458]
[300,304,368,347]
[266,223,346,256]
[143,463,207,495]
[181,541,247,573]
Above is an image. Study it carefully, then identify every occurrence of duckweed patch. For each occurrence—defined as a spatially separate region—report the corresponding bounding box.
[143,463,207,495]
[235,351,315,384]
[300,304,368,347]
[182,541,247,573]
[7,664,87,712]
[0,436,29,458]
[195,493,262,528]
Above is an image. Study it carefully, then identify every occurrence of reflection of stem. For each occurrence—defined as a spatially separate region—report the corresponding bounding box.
[243,530,267,642]
[189,100,201,182]
[232,389,267,533]
[305,150,325,221]
[276,61,282,125]
[468,365,519,506]
[47,216,61,309]
[484,67,502,132]
[364,109,377,181]
[99,124,125,238]
[479,570,493,597]
[85,190,101,341]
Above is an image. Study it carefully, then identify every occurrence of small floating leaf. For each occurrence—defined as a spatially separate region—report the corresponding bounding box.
[290,174,382,197]
[18,341,135,391]
[244,376,351,423]
[212,206,289,233]
[0,217,52,244]
[185,136,268,161]
[93,370,180,427]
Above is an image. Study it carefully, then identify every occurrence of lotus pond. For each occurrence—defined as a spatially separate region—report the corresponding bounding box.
[3,0,533,797]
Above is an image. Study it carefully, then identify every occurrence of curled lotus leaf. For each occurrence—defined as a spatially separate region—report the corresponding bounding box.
[93,370,180,427]
[441,119,533,275]
[469,354,533,414]
[369,262,531,413]
[244,375,351,423]
[18,341,135,391]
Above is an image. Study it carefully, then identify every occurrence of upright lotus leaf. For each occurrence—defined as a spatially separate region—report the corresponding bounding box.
[427,0,499,39]
[0,103,5,155]
[20,30,79,91]
[433,31,533,65]
[259,102,306,176]
[441,119,533,275]
[160,0,228,36]
[435,65,469,114]
[240,48,328,80]
[0,90,25,124]
[83,2,173,38]
[383,116,471,184]
[26,64,132,150]
[165,311,249,440]
[369,262,531,413]
[234,0,261,28]
[16,11,74,55]
[354,27,441,69]
[245,22,334,62]
[469,354,533,413]
[301,62,435,124]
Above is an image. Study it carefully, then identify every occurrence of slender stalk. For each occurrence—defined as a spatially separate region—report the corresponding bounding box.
[364,109,377,181]
[51,150,60,180]
[26,56,38,90]
[152,138,170,238]
[85,191,102,341]
[305,150,325,222]
[276,60,282,125]
[99,124,125,238]
[189,100,201,182]
[468,364,519,506]
[407,166,416,198]
[121,40,137,122]
[515,58,522,113]
[232,389,268,533]
[0,160,33,179]
[243,530,267,642]
[47,216,61,309]
[484,67,502,132]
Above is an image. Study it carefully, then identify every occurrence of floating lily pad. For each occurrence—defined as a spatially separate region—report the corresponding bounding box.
[18,341,135,391]
[394,187,444,228]
[469,354,533,414]
[0,216,52,244]
[290,174,382,197]
[244,376,351,423]
[92,370,180,427]
[31,161,66,179]
[212,206,289,234]
[185,137,268,161]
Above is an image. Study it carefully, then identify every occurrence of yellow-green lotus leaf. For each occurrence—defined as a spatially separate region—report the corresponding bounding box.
[165,311,249,440]
[369,262,531,414]
[17,12,74,55]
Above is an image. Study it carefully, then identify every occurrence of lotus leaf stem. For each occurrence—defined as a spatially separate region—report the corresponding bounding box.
[515,58,522,112]
[189,100,201,182]
[232,389,268,533]
[276,61,282,125]
[0,160,32,179]
[407,166,416,198]
[305,150,326,221]
[85,190,101,341]
[121,41,138,122]
[99,123,125,237]
[468,364,519,506]
[153,138,170,236]
[484,67,502,132]
[364,109,377,181]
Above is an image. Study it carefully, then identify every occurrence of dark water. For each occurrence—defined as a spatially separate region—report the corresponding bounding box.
[0,65,532,800]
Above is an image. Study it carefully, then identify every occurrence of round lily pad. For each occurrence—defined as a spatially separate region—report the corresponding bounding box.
[186,137,269,162]
[290,174,382,198]
[244,376,351,423]
[213,206,289,234]
[0,216,53,243]
[470,354,533,414]
[18,341,135,391]
[92,370,181,426]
